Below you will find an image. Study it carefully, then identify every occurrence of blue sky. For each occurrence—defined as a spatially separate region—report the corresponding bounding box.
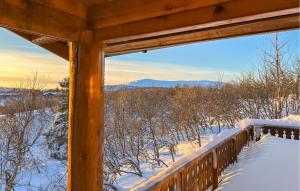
[0,28,299,88]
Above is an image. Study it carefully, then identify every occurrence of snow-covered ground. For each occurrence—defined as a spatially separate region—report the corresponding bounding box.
[0,109,67,191]
[217,135,300,191]
[0,98,5,106]
[2,106,299,191]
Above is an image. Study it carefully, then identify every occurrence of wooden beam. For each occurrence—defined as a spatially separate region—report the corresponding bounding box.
[68,31,104,191]
[30,0,87,18]
[88,0,233,29]
[83,0,117,6]
[41,42,69,60]
[10,30,69,60]
[105,14,300,56]
[0,0,85,41]
[93,0,299,43]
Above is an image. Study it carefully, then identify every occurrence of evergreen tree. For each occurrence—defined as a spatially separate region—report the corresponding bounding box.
[45,77,69,161]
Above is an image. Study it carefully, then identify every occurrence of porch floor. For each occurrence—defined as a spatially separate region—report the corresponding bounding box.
[217,135,300,191]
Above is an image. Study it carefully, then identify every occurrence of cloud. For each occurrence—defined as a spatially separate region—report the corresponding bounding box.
[0,50,68,88]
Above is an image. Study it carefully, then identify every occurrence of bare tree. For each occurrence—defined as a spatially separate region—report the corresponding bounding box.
[0,74,49,191]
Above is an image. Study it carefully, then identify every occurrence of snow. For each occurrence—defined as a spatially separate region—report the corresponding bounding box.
[129,127,243,190]
[129,115,300,190]
[114,126,232,190]
[217,135,300,191]
[0,109,66,191]
[115,137,212,190]
[0,98,5,106]
[2,101,299,191]
[43,91,63,96]
[238,115,300,129]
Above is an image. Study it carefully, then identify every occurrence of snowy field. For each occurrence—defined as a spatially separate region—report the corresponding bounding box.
[217,135,300,191]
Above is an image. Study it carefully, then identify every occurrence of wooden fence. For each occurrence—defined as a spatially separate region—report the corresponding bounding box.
[134,124,299,191]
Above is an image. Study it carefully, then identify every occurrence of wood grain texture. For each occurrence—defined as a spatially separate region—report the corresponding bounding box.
[68,31,105,191]
[0,0,85,41]
[93,0,299,43]
[10,30,69,60]
[105,14,300,56]
[29,0,87,18]
[88,0,233,28]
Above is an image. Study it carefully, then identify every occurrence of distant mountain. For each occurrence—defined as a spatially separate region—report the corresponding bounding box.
[126,79,223,88]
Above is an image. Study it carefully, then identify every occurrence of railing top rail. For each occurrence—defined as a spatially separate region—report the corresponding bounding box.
[239,118,300,130]
[253,124,300,129]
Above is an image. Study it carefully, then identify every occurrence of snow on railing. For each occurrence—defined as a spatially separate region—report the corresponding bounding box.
[237,115,300,129]
[238,115,300,140]
[252,125,300,140]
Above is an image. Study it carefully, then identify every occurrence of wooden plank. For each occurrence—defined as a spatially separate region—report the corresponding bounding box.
[105,14,300,56]
[68,31,105,191]
[83,0,116,6]
[30,0,87,18]
[94,0,299,43]
[0,0,85,41]
[10,30,69,60]
[41,42,69,60]
[88,0,233,28]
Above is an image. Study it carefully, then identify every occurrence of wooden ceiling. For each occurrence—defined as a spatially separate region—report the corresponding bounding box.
[0,0,299,59]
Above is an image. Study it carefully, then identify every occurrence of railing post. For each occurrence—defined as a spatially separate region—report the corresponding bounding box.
[232,137,238,163]
[245,129,250,144]
[212,149,218,189]
[249,125,254,141]
[176,172,182,191]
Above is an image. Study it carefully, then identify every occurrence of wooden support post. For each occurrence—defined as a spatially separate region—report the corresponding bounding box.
[176,172,182,191]
[212,150,218,189]
[245,129,250,145]
[249,126,254,141]
[68,31,105,191]
[232,138,238,163]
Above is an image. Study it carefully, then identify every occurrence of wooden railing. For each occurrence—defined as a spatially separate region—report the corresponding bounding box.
[253,125,300,140]
[132,124,299,191]
[133,129,250,191]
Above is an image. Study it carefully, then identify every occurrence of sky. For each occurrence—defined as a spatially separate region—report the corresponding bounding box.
[0,28,299,89]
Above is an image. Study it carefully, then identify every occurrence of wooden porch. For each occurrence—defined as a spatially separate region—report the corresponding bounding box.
[0,0,299,190]
[132,124,300,190]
